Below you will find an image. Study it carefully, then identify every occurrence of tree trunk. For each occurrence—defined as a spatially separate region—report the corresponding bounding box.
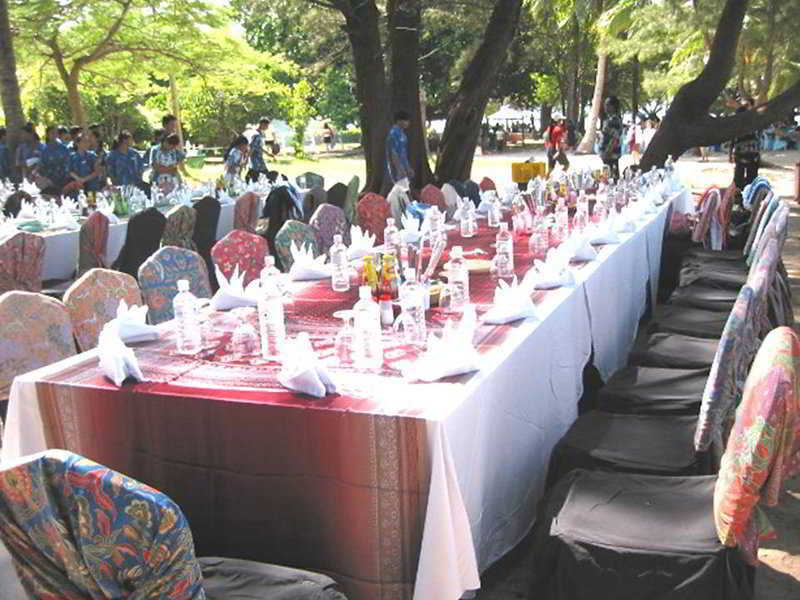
[0,0,25,162]
[388,0,432,189]
[565,15,581,124]
[632,55,640,122]
[341,0,390,193]
[169,75,184,146]
[576,53,608,153]
[540,104,552,136]
[63,69,88,128]
[758,0,777,104]
[434,0,523,183]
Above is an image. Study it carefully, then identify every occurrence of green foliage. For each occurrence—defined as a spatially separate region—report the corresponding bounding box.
[289,80,314,157]
[314,67,359,129]
[530,73,561,106]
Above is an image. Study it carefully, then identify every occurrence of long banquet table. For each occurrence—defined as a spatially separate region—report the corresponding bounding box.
[3,199,672,600]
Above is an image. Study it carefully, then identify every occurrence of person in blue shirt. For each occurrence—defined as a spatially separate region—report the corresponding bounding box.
[0,128,10,181]
[68,133,102,192]
[151,133,189,194]
[385,110,413,189]
[106,131,149,195]
[38,125,71,195]
[247,117,275,183]
[142,128,163,172]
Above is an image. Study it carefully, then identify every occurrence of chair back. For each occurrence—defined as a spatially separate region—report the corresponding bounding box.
[296,171,325,189]
[264,186,296,257]
[138,246,212,324]
[274,220,318,271]
[479,177,497,192]
[0,291,75,399]
[742,176,771,210]
[747,192,780,265]
[420,184,447,212]
[310,203,348,254]
[711,184,736,250]
[357,193,391,245]
[233,191,259,233]
[344,175,360,225]
[386,183,410,224]
[714,326,800,565]
[161,204,197,250]
[463,180,481,207]
[302,186,326,223]
[211,229,268,286]
[441,183,461,219]
[77,211,109,275]
[742,189,772,257]
[63,268,142,352]
[0,450,203,598]
[447,180,467,200]
[112,207,166,279]
[326,182,348,209]
[0,231,45,294]
[192,195,221,290]
[691,186,720,246]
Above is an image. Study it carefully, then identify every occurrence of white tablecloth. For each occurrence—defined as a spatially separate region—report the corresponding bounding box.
[3,200,671,600]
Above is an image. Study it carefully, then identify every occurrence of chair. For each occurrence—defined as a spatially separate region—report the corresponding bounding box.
[310,204,349,254]
[192,195,222,290]
[302,186,327,223]
[420,184,447,212]
[233,191,259,233]
[530,326,800,600]
[1,191,31,218]
[0,231,45,294]
[264,186,297,260]
[463,180,481,206]
[112,207,166,279]
[296,171,325,189]
[0,451,347,600]
[343,175,360,225]
[479,176,497,191]
[440,183,461,219]
[386,183,410,223]
[0,291,75,400]
[161,204,197,250]
[326,182,348,210]
[211,230,268,286]
[274,220,319,271]
[77,211,109,276]
[138,246,212,324]
[63,269,142,352]
[357,193,390,244]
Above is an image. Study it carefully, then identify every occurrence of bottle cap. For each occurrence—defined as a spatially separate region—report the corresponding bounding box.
[451,246,463,258]
[333,234,342,244]
[386,218,395,226]
[265,255,275,267]
[177,279,189,292]
[359,285,372,299]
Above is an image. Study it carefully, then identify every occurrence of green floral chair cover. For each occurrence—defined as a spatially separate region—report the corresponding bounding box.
[162,205,197,250]
[138,247,212,324]
[274,220,318,271]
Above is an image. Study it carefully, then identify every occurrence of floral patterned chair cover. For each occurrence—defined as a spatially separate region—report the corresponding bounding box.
[479,177,497,192]
[138,247,212,324]
[0,450,204,599]
[0,231,45,294]
[0,291,75,400]
[714,326,800,565]
[63,269,143,352]
[77,211,109,276]
[420,184,447,212]
[302,187,327,223]
[162,205,198,251]
[296,172,325,189]
[747,192,780,266]
[326,183,348,210]
[357,193,390,245]
[691,187,720,247]
[211,229,268,286]
[274,220,319,272]
[742,189,772,258]
[233,192,260,233]
[310,204,349,254]
[344,175,360,225]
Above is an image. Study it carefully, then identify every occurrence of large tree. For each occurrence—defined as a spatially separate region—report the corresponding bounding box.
[0,0,25,159]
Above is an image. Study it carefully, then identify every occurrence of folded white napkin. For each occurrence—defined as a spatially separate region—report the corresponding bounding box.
[523,249,575,290]
[400,211,423,244]
[17,203,36,220]
[502,183,519,205]
[347,225,377,261]
[105,299,160,344]
[289,241,330,281]
[96,201,120,224]
[20,179,39,196]
[477,190,499,214]
[97,325,147,387]
[53,208,80,230]
[561,234,598,262]
[277,332,337,398]
[586,222,619,245]
[211,265,260,310]
[612,211,636,233]
[482,277,538,324]
[405,305,480,382]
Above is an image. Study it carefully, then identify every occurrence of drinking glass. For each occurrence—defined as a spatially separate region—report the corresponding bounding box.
[333,310,355,366]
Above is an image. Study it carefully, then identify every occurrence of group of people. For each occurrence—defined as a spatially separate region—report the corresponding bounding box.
[0,114,192,197]
[222,116,280,185]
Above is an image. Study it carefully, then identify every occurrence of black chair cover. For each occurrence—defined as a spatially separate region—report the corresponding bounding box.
[628,332,719,369]
[301,187,326,222]
[678,262,748,289]
[595,365,709,416]
[112,207,166,279]
[193,196,221,291]
[463,180,481,206]
[447,179,467,201]
[326,183,347,209]
[2,191,31,218]
[199,557,347,600]
[668,282,740,311]
[264,187,295,269]
[644,304,730,339]
[530,470,754,600]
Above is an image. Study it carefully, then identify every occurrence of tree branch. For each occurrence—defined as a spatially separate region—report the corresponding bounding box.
[74,0,134,68]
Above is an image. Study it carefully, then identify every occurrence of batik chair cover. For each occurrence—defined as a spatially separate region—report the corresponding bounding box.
[326,182,348,209]
[0,291,75,399]
[112,207,167,279]
[420,184,447,212]
[302,187,327,223]
[344,176,360,225]
[440,183,461,220]
[463,180,481,206]
[747,192,781,265]
[63,268,143,352]
[0,450,204,599]
[233,192,259,233]
[714,326,800,565]
[386,183,409,224]
[357,193,391,245]
[742,189,772,258]
[309,204,349,254]
[162,204,198,250]
[211,229,268,286]
[138,247,212,324]
[479,177,497,192]
[274,220,319,272]
[691,187,720,247]
[296,171,325,189]
[77,211,109,275]
[0,231,45,294]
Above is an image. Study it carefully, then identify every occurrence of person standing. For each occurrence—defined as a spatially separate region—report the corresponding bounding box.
[223,135,249,186]
[545,113,569,172]
[152,133,190,194]
[385,110,413,188]
[730,99,761,190]
[322,123,335,152]
[38,125,71,195]
[600,96,623,181]
[0,128,10,181]
[247,117,274,182]
[106,131,148,195]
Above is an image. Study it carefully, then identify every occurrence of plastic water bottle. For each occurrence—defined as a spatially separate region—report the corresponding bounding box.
[258,277,286,361]
[447,246,469,311]
[395,268,427,345]
[495,222,514,278]
[173,279,202,354]
[460,198,474,238]
[384,217,400,254]
[330,234,350,292]
[353,285,383,369]
[574,190,589,232]
[487,193,501,228]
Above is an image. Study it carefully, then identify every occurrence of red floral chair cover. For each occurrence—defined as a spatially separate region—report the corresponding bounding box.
[479,177,497,192]
[420,184,447,212]
[138,247,212,324]
[0,231,45,294]
[691,186,720,246]
[77,211,109,276]
[63,268,143,352]
[357,193,390,245]
[211,229,268,286]
[0,291,75,400]
[0,450,204,599]
[162,205,198,251]
[274,220,319,271]
[233,192,259,233]
[309,204,349,254]
[714,326,800,565]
